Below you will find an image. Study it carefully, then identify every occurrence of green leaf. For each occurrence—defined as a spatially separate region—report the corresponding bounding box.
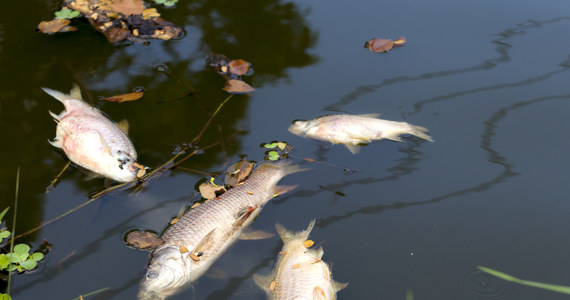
[55,8,80,19]
[0,293,13,300]
[268,151,279,158]
[154,0,166,3]
[478,266,570,295]
[264,143,278,149]
[0,230,10,239]
[18,252,29,262]
[0,254,9,269]
[13,244,30,255]
[0,207,8,221]
[19,259,37,270]
[31,252,44,261]
[5,253,20,263]
[268,156,278,161]
[164,0,177,7]
[6,264,17,272]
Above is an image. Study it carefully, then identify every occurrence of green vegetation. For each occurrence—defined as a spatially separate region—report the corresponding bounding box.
[262,141,291,161]
[55,8,81,19]
[478,266,570,295]
[152,0,178,7]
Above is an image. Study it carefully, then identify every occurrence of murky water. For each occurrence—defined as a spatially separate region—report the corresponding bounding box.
[2,0,570,299]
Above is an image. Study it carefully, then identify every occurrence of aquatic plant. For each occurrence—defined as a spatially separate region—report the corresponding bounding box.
[479,266,570,295]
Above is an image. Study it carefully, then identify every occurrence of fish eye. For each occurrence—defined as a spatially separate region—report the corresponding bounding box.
[118,164,124,170]
[146,270,159,279]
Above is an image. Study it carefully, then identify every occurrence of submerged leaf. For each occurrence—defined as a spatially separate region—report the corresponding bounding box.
[228,59,250,76]
[102,91,144,103]
[222,79,255,94]
[126,230,164,250]
[37,19,71,34]
[365,38,393,53]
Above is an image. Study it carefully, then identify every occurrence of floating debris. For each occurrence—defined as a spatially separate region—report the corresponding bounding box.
[206,53,255,94]
[224,158,255,187]
[102,91,144,103]
[365,36,406,53]
[126,230,164,250]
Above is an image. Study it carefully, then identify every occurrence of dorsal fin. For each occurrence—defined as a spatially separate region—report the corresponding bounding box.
[275,220,316,244]
[358,113,380,118]
[333,280,349,292]
[97,131,112,155]
[69,84,83,100]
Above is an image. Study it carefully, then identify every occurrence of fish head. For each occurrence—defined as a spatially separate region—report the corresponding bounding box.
[138,246,190,300]
[113,151,146,182]
[288,119,318,136]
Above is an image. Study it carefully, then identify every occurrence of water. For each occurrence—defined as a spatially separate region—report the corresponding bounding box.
[1,0,570,299]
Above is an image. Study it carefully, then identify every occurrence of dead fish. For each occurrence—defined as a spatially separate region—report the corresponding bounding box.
[43,85,145,182]
[138,161,305,300]
[288,113,434,154]
[253,220,348,300]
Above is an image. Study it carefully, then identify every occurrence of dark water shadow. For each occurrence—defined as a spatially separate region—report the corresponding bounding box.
[324,17,570,112]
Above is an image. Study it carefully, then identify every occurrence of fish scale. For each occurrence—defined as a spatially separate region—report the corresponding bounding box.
[138,161,304,300]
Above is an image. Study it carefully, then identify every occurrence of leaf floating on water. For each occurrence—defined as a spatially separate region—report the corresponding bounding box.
[102,27,130,43]
[110,0,145,16]
[277,142,287,150]
[228,59,250,76]
[199,182,226,200]
[126,230,164,250]
[222,79,255,94]
[365,37,406,53]
[142,8,161,20]
[37,19,71,34]
[102,91,144,103]
[224,159,254,187]
[303,240,314,248]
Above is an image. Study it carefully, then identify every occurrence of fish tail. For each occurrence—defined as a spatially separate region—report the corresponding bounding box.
[41,84,83,103]
[275,219,316,244]
[408,124,434,142]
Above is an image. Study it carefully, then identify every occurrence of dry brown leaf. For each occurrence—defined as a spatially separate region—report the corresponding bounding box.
[269,281,276,290]
[126,230,164,250]
[224,159,254,187]
[189,253,200,261]
[228,59,250,75]
[199,182,226,200]
[103,26,130,43]
[222,79,255,94]
[102,91,144,103]
[393,36,407,46]
[38,19,70,34]
[110,0,145,16]
[365,38,394,53]
[303,240,314,248]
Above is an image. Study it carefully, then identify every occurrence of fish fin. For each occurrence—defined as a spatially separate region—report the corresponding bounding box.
[49,110,61,121]
[273,184,298,197]
[308,246,324,259]
[256,161,310,177]
[345,144,361,154]
[69,84,83,100]
[85,171,103,180]
[333,280,349,292]
[42,87,71,103]
[313,286,327,300]
[408,124,434,142]
[116,119,129,134]
[48,138,62,149]
[96,131,112,155]
[239,228,275,240]
[357,113,381,118]
[384,134,404,142]
[275,219,316,244]
[234,206,259,227]
[192,228,217,255]
[252,273,272,293]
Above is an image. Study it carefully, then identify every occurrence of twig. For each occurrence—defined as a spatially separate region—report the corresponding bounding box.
[45,161,71,193]
[7,166,20,295]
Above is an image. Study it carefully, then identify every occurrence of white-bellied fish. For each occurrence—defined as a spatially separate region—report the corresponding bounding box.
[253,220,348,300]
[138,161,305,300]
[289,113,434,154]
[43,85,145,182]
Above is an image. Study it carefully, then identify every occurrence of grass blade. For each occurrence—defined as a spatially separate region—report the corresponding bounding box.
[478,266,570,295]
[7,167,20,295]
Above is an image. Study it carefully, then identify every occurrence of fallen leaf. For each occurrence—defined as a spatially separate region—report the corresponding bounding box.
[142,8,160,20]
[126,230,164,250]
[228,59,250,75]
[277,142,287,150]
[292,264,300,269]
[303,240,314,248]
[110,0,145,16]
[269,281,276,290]
[38,19,71,34]
[224,159,254,187]
[365,38,394,53]
[170,218,178,224]
[179,245,189,253]
[191,202,201,208]
[222,79,255,94]
[189,253,200,261]
[102,26,130,43]
[102,91,144,103]
[199,182,226,200]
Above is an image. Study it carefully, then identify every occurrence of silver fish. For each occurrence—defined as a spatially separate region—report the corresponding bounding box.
[253,220,348,300]
[138,161,305,300]
[289,113,434,154]
[43,85,144,182]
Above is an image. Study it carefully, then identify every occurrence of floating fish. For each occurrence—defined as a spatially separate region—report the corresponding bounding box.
[253,220,348,300]
[138,161,305,300]
[289,113,434,154]
[43,85,145,182]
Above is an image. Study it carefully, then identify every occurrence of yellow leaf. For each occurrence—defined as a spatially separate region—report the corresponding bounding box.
[277,142,287,150]
[102,91,143,103]
[189,253,200,261]
[142,8,160,20]
[38,19,70,34]
[179,245,189,253]
[170,218,178,224]
[110,0,145,16]
[303,240,314,248]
